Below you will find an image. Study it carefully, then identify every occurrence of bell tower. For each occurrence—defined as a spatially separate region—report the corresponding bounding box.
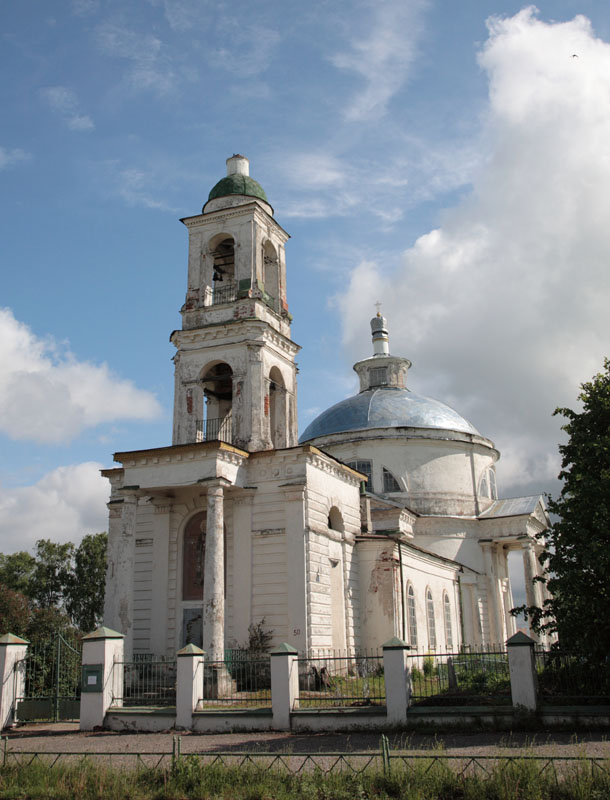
[171,155,299,452]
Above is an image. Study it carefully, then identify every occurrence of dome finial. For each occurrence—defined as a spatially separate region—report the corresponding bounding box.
[370,306,389,356]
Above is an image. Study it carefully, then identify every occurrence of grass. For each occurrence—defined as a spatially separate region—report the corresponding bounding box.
[1,755,610,799]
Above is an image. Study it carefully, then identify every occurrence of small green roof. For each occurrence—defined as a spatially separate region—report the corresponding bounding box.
[177,643,204,657]
[82,626,124,640]
[0,633,29,645]
[207,174,268,204]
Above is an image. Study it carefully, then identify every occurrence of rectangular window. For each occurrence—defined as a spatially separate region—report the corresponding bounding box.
[383,467,401,493]
[369,367,388,386]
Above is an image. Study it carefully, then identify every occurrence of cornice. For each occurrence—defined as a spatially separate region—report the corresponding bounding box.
[171,318,301,354]
[180,203,290,240]
[114,440,249,466]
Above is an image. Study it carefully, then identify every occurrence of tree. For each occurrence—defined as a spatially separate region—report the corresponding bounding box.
[29,540,75,609]
[0,551,36,596]
[66,533,107,633]
[516,358,610,659]
[0,584,31,638]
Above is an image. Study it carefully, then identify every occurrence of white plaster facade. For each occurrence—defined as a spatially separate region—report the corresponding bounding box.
[103,155,550,659]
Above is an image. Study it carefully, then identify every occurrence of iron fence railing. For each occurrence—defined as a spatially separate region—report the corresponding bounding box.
[297,649,385,709]
[14,633,82,722]
[111,655,177,708]
[535,650,610,704]
[195,416,233,444]
[408,647,511,706]
[197,654,271,710]
[212,283,237,305]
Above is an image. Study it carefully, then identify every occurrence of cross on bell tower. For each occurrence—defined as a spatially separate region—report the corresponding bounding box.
[170,155,299,452]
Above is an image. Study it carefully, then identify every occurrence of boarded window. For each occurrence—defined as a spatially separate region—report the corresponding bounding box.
[407,585,418,647]
[443,592,454,650]
[426,589,437,650]
[182,512,206,601]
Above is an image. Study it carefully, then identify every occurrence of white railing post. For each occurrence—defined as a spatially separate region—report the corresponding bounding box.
[382,637,410,726]
[506,631,538,712]
[80,627,124,731]
[0,634,29,730]
[176,644,204,730]
[270,643,298,731]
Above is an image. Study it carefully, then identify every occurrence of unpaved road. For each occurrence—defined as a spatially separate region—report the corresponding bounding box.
[4,723,610,760]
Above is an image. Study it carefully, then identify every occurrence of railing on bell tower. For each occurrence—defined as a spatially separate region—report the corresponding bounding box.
[195,416,233,445]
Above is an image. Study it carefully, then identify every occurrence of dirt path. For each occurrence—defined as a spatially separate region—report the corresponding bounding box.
[4,723,610,761]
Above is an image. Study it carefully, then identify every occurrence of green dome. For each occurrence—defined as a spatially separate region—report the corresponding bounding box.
[207,174,268,203]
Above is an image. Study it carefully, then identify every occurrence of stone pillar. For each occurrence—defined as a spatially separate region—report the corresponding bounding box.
[203,484,225,660]
[176,644,204,730]
[382,637,410,726]
[0,634,28,730]
[506,631,538,712]
[270,643,299,730]
[150,497,172,656]
[80,627,124,731]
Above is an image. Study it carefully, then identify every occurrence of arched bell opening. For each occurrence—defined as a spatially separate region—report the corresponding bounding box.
[198,361,233,444]
[262,241,280,311]
[210,235,236,305]
[268,366,287,449]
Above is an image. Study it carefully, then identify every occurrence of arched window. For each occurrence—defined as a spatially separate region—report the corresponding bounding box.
[479,474,489,498]
[426,589,437,650]
[199,362,233,444]
[328,506,344,533]
[268,366,287,449]
[210,236,236,304]
[443,592,454,650]
[262,241,280,310]
[346,459,372,491]
[407,584,418,647]
[488,468,497,500]
[382,467,401,493]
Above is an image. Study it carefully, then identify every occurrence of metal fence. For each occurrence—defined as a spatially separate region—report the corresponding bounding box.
[195,416,233,444]
[296,649,385,709]
[197,654,271,710]
[212,283,238,305]
[111,655,177,708]
[409,646,511,706]
[535,650,610,705]
[14,633,82,722]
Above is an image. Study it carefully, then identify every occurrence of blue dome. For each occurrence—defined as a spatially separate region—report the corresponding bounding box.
[300,387,480,442]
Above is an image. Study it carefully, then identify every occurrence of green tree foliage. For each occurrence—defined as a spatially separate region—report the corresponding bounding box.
[67,533,108,632]
[0,533,107,635]
[0,551,36,596]
[516,359,610,658]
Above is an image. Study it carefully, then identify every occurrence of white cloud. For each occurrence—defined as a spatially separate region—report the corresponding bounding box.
[0,463,108,554]
[71,0,99,16]
[209,19,280,78]
[0,146,31,170]
[40,86,94,131]
[96,23,175,95]
[337,9,610,496]
[331,0,429,121]
[0,308,161,444]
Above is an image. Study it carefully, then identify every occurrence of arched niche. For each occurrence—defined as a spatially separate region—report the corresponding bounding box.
[327,505,344,534]
[208,234,236,304]
[268,365,287,449]
[262,240,279,309]
[199,361,233,443]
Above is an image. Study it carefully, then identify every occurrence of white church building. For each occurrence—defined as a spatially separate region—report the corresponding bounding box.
[103,155,549,659]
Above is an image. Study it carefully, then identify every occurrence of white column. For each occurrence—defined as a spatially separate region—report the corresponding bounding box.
[522,543,542,640]
[382,638,410,725]
[203,484,225,660]
[0,634,28,730]
[270,644,299,730]
[481,542,504,645]
[80,627,125,731]
[150,497,172,656]
[176,644,204,730]
[506,631,538,712]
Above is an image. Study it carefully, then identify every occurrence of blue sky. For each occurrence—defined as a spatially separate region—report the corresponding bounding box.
[2,0,610,555]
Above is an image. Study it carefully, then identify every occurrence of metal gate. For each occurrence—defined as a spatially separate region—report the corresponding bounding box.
[15,632,82,722]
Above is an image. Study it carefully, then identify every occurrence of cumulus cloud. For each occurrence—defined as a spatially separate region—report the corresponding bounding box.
[40,86,94,131]
[0,463,109,553]
[331,0,429,121]
[337,8,610,496]
[0,146,31,170]
[0,308,161,444]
